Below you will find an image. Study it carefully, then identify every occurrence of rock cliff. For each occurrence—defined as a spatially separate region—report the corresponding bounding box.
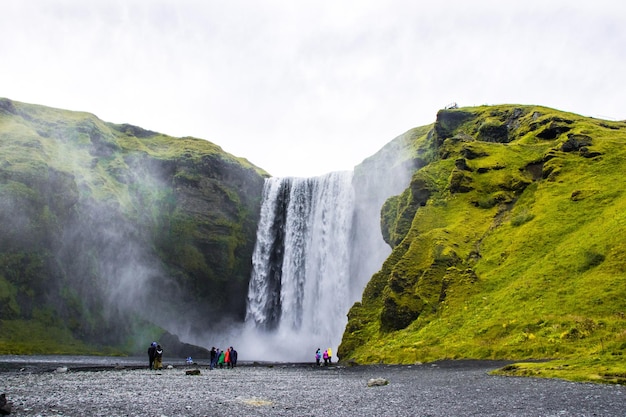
[339,105,626,370]
[0,98,268,353]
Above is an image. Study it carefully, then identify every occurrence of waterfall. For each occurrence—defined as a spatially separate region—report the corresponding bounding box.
[244,171,356,361]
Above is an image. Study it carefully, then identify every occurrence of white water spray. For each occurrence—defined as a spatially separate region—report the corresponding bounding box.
[244,172,355,361]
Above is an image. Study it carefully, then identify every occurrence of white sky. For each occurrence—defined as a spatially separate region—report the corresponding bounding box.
[1,0,624,177]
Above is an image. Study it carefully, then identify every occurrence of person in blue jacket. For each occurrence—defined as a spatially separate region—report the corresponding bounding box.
[147,341,157,369]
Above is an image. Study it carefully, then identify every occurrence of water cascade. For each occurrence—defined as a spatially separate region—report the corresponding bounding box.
[245,172,355,361]
[241,138,414,362]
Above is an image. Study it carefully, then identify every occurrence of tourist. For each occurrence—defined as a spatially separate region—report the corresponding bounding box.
[315,348,321,366]
[148,341,157,370]
[327,347,333,364]
[224,346,231,368]
[229,347,238,368]
[210,347,217,369]
[323,349,329,365]
[154,344,164,370]
[217,349,225,368]
[213,348,221,369]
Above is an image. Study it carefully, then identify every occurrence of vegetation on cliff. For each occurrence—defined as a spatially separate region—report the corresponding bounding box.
[339,104,626,383]
[0,98,268,354]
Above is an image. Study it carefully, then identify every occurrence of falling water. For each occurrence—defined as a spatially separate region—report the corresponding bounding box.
[244,171,355,361]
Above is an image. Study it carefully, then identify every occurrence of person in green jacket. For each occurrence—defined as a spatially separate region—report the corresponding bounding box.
[218,349,225,369]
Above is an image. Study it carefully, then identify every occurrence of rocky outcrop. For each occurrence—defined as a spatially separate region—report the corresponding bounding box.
[0,393,12,415]
[0,98,268,353]
[339,104,626,365]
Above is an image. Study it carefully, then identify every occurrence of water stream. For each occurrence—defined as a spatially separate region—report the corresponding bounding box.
[244,172,354,361]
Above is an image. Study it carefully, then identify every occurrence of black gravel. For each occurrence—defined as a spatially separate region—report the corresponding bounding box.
[2,360,625,416]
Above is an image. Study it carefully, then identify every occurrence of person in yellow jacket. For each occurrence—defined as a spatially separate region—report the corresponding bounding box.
[154,344,163,370]
[327,347,332,364]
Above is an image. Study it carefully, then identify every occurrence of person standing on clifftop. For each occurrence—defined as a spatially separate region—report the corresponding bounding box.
[148,342,157,370]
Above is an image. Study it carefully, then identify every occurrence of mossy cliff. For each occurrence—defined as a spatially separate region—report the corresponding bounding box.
[339,105,626,382]
[0,98,267,354]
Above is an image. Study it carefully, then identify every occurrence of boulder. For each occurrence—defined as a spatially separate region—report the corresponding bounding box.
[561,134,592,152]
[367,378,389,387]
[0,393,12,415]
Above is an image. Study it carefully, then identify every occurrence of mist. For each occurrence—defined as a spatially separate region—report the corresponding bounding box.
[1,98,417,362]
[24,115,254,352]
[227,130,417,362]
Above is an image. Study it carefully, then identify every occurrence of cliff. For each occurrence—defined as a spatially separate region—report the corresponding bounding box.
[339,105,626,381]
[0,98,268,354]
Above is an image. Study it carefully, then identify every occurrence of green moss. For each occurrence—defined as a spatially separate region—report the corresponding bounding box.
[0,275,20,318]
[0,319,112,355]
[339,104,626,383]
[0,97,267,354]
[493,353,626,385]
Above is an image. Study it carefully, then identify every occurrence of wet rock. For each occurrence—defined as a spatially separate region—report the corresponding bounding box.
[455,158,472,171]
[478,121,510,143]
[561,134,592,152]
[367,378,389,387]
[0,393,11,415]
[185,369,201,376]
[536,121,572,139]
[2,361,626,416]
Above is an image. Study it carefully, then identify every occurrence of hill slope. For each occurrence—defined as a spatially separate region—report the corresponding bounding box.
[0,98,268,354]
[338,105,626,382]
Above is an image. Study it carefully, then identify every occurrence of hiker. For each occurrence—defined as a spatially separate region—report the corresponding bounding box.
[327,347,333,364]
[229,347,238,368]
[148,341,157,370]
[210,347,217,369]
[315,348,322,366]
[224,346,231,368]
[323,349,329,365]
[217,349,225,368]
[213,348,221,369]
[154,344,164,370]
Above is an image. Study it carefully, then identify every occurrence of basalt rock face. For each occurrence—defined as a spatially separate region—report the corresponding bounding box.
[339,104,626,364]
[0,98,268,352]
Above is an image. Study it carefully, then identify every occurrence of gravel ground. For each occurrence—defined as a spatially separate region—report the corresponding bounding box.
[2,360,625,417]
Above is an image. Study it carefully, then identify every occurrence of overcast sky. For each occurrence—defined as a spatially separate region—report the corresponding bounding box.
[1,0,624,177]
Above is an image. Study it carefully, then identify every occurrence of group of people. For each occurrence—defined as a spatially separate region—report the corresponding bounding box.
[147,342,164,370]
[315,347,333,366]
[147,342,239,370]
[210,346,238,369]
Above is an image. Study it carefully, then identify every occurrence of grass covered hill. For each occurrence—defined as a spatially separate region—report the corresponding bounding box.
[0,98,268,354]
[338,104,626,383]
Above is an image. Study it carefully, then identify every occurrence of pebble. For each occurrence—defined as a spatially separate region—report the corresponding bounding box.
[1,362,625,416]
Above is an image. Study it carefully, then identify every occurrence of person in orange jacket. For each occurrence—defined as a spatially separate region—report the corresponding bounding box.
[224,346,231,368]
